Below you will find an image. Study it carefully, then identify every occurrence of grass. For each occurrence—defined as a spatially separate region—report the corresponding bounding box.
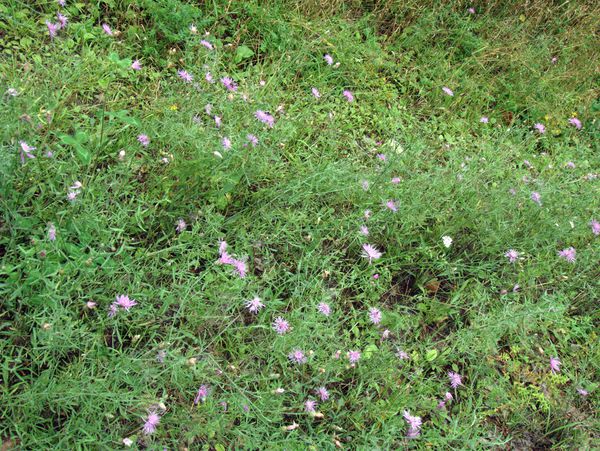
[1,0,598,448]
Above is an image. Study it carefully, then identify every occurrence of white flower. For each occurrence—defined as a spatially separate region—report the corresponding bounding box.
[442,236,453,248]
[122,438,133,447]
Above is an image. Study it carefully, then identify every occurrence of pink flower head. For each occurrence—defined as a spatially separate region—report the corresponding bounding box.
[255,110,275,128]
[391,177,401,184]
[304,400,317,413]
[318,302,331,316]
[137,134,150,147]
[131,59,142,70]
[558,247,576,263]
[364,209,372,219]
[232,258,247,277]
[343,90,354,102]
[221,77,238,92]
[175,218,186,233]
[288,349,307,364]
[550,356,561,374]
[448,371,463,389]
[385,200,398,212]
[534,123,546,134]
[205,72,214,83]
[530,191,542,206]
[19,141,36,163]
[396,349,410,360]
[505,249,520,263]
[316,387,329,401]
[58,0,66,6]
[142,411,160,435]
[348,350,361,364]
[311,87,321,99]
[48,223,56,241]
[359,225,369,236]
[551,56,558,64]
[468,7,475,14]
[403,410,422,438]
[368,307,382,325]
[246,134,258,147]
[590,220,600,236]
[442,86,454,96]
[46,21,59,39]
[376,153,386,162]
[480,116,489,123]
[102,23,113,36]
[222,137,232,150]
[568,117,582,130]
[57,13,68,29]
[577,388,589,397]
[115,294,137,311]
[178,70,193,83]
[362,244,382,264]
[272,317,290,334]
[200,39,213,50]
[245,296,264,314]
[324,54,333,65]
[86,301,97,309]
[214,116,222,128]
[566,161,576,168]
[67,191,78,201]
[194,385,209,404]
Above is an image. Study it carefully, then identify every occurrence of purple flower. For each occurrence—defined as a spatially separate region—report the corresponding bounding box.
[142,411,160,435]
[131,59,142,70]
[442,86,454,96]
[58,0,66,6]
[385,200,398,212]
[304,400,317,413]
[530,191,542,206]
[108,303,118,317]
[318,302,331,316]
[137,134,150,147]
[391,177,401,184]
[468,7,475,14]
[194,385,209,404]
[324,54,333,65]
[348,350,361,364]
[255,110,275,128]
[504,249,520,263]
[577,388,589,397]
[359,225,369,236]
[245,296,264,314]
[221,77,237,92]
[362,244,382,264]
[343,90,354,102]
[480,116,489,123]
[246,134,258,147]
[57,13,68,29]
[590,220,600,236]
[566,161,576,169]
[288,349,307,364]
[175,218,186,233]
[102,23,113,36]
[558,247,576,263]
[67,191,78,201]
[178,70,193,83]
[403,410,422,438]
[396,349,409,360]
[550,356,561,374]
[534,123,546,134]
[18,141,36,164]
[568,118,582,130]
[368,307,382,325]
[115,294,137,311]
[200,39,213,50]
[311,87,321,99]
[376,153,386,162]
[272,317,290,334]
[222,137,231,150]
[448,371,463,389]
[46,21,59,39]
[205,72,214,83]
[551,56,558,64]
[214,116,222,128]
[48,223,56,241]
[316,387,329,401]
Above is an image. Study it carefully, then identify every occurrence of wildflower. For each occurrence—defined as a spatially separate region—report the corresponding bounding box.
[385,200,398,212]
[245,296,264,314]
[272,317,290,334]
[318,302,331,316]
[504,249,520,263]
[46,21,59,39]
[381,329,390,339]
[259,80,266,86]
[156,350,166,363]
[274,388,285,394]
[142,411,160,435]
[86,301,97,309]
[205,72,214,83]
[480,116,489,123]
[189,24,197,34]
[442,86,454,96]
[376,153,386,161]
[590,220,600,236]
[137,134,150,147]
[568,117,582,129]
[348,350,361,364]
[67,191,78,201]
[246,134,258,147]
[316,387,329,401]
[558,247,576,263]
[222,137,232,150]
[102,23,113,36]
[194,385,209,404]
[214,116,222,128]
[175,218,186,233]
[131,59,142,70]
[530,191,542,206]
[362,244,382,264]
[534,123,546,134]
[115,294,137,311]
[311,87,321,98]
[360,225,369,236]
[577,388,589,397]
[305,400,317,413]
[448,371,463,389]
[361,180,369,190]
[403,410,422,438]
[324,54,333,65]
[108,303,118,317]
[200,39,213,50]
[58,0,66,6]
[391,177,401,184]
[523,159,533,169]
[288,349,307,364]
[373,274,379,279]
[6,88,18,97]
[48,223,56,241]
[551,56,558,64]
[566,161,575,168]
[550,356,561,374]
[178,70,193,83]
[123,438,133,447]
[57,13,68,28]
[442,236,453,248]
[255,110,275,128]
[343,90,354,102]
[118,150,126,160]
[364,209,372,219]
[221,77,237,91]
[19,141,36,164]
[368,307,382,325]
[437,392,453,409]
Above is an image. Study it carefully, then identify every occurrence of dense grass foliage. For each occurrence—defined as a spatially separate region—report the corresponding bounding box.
[1,0,598,448]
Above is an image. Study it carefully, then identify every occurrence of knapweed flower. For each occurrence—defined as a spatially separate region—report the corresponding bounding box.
[86,301,97,309]
[391,177,401,184]
[311,87,321,98]
[115,294,137,311]
[48,223,56,241]
[102,23,113,36]
[142,411,160,435]
[255,110,275,128]
[175,218,186,233]
[348,350,361,364]
[369,307,382,325]
[19,141,35,163]
[222,137,232,150]
[46,21,59,39]
[6,88,18,97]
[480,116,489,123]
[304,400,317,413]
[590,220,600,236]
[316,387,329,401]
[364,209,372,219]
[558,247,576,263]
[137,134,149,147]
[156,350,166,363]
[67,191,78,201]
[318,302,331,316]
[442,86,454,96]
[178,70,193,83]
[530,191,542,206]
[200,39,213,50]
[566,161,576,168]
[205,72,214,83]
[468,7,475,14]
[396,349,410,360]
[437,392,453,409]
[448,371,463,389]
[57,13,68,28]
[403,410,422,438]
[288,349,307,364]
[376,153,386,161]
[245,296,264,314]
[362,244,382,264]
[272,317,290,335]
[577,388,589,397]
[534,123,546,134]
[324,54,333,65]
[568,117,582,129]
[360,225,369,236]
[550,356,561,374]
[221,77,237,91]
[385,200,398,212]
[58,0,66,6]
[246,134,258,147]
[442,236,453,248]
[214,116,222,128]
[194,385,209,404]
[343,90,354,102]
[122,438,133,447]
[131,59,142,70]
[505,249,520,263]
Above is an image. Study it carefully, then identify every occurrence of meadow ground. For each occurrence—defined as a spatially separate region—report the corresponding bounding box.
[0,0,599,449]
